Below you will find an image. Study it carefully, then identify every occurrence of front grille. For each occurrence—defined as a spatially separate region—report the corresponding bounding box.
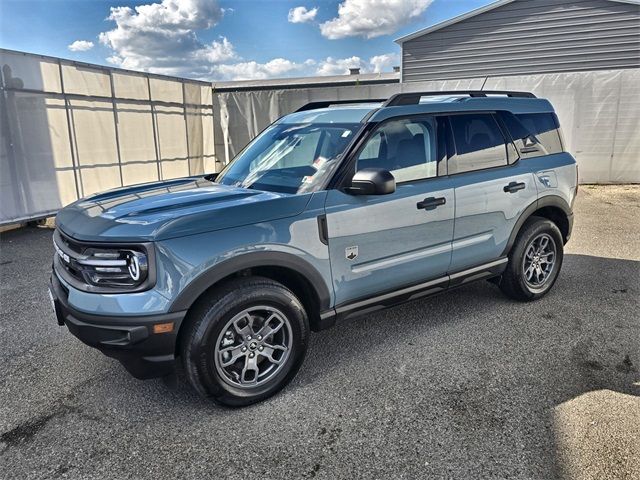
[53,229,87,285]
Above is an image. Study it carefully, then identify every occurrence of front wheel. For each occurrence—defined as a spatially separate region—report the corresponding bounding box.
[499,216,564,301]
[181,277,309,407]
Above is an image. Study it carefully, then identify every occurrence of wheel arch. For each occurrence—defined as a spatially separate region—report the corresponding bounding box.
[502,195,573,257]
[169,252,333,336]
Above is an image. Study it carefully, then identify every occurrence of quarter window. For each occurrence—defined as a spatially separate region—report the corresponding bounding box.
[448,113,508,174]
[499,112,563,158]
[356,117,438,183]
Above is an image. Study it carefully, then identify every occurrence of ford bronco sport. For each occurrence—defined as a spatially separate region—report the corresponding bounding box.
[49,91,577,406]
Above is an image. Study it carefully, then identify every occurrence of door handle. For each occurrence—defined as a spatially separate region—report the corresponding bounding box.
[417,197,446,210]
[503,181,526,193]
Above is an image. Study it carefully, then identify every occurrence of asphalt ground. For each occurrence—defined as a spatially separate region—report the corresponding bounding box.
[0,185,638,480]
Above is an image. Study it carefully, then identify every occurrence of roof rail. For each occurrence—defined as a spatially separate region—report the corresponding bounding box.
[384,90,536,107]
[295,99,387,112]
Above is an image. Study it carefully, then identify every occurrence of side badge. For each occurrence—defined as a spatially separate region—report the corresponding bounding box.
[345,246,358,261]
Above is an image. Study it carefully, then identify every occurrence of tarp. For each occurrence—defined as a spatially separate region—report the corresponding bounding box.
[0,50,216,224]
[1,47,637,225]
[214,69,640,184]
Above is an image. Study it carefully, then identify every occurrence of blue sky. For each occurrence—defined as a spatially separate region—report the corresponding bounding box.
[0,0,493,80]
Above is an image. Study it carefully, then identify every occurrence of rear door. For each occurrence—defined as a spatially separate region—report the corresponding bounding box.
[324,115,455,306]
[446,112,538,272]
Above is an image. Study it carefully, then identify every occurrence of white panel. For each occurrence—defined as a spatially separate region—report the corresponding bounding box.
[150,78,183,103]
[155,105,189,179]
[116,102,159,185]
[112,72,149,100]
[69,99,118,167]
[62,64,111,97]
[121,162,159,186]
[79,166,122,196]
[0,51,62,93]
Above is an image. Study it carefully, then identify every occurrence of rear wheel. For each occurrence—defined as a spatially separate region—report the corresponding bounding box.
[499,216,564,301]
[181,277,309,406]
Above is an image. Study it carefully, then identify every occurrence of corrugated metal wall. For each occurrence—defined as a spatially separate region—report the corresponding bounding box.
[401,0,640,82]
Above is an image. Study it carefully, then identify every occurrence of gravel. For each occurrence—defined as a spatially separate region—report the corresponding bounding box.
[1,185,638,480]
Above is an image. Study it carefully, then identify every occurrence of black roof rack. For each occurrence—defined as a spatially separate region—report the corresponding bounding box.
[384,90,536,107]
[295,99,387,112]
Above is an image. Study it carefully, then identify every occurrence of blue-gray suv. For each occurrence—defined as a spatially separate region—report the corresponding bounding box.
[49,91,578,406]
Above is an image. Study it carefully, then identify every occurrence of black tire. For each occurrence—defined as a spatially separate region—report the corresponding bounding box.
[499,216,564,301]
[180,276,309,407]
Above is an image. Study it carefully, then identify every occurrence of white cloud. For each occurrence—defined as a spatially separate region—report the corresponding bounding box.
[213,52,400,81]
[68,40,95,52]
[214,58,315,81]
[96,0,400,81]
[320,0,433,39]
[288,6,318,24]
[369,52,400,73]
[316,56,364,76]
[99,0,233,77]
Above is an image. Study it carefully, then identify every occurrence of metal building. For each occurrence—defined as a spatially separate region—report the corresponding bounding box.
[397,0,640,82]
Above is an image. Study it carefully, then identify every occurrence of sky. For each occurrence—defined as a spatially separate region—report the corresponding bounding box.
[0,0,493,81]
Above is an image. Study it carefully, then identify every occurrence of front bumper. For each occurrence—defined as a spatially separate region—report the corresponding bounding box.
[49,272,186,379]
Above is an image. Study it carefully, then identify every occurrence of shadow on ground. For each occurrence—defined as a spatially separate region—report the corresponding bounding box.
[0,223,638,479]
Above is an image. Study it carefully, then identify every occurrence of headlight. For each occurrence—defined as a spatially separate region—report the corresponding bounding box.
[53,229,155,293]
[79,248,149,288]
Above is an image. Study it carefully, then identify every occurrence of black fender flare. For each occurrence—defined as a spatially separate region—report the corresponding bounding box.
[168,251,331,313]
[501,195,573,257]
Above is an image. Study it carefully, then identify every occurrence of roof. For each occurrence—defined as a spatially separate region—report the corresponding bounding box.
[213,72,399,92]
[281,93,554,124]
[369,96,555,123]
[395,0,640,44]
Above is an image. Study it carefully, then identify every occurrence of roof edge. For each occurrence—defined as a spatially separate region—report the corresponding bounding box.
[395,0,515,44]
[395,0,640,45]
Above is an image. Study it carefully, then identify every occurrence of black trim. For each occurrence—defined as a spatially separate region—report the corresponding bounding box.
[501,195,573,256]
[169,251,332,313]
[448,258,508,287]
[329,258,508,323]
[384,91,536,107]
[49,273,186,379]
[317,215,328,245]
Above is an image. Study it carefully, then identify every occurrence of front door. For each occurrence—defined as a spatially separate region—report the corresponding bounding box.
[324,116,455,306]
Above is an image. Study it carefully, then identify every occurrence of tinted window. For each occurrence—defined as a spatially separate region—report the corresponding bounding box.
[499,112,563,158]
[448,114,508,174]
[356,117,438,183]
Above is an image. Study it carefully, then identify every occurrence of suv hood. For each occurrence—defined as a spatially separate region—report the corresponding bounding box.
[56,177,310,242]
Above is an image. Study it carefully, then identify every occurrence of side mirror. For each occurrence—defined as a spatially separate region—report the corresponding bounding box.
[347,168,396,195]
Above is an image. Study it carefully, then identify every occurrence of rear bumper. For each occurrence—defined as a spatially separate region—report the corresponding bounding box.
[49,273,186,379]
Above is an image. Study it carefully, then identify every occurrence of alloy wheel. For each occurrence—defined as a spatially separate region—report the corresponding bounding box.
[214,306,293,389]
[522,233,557,291]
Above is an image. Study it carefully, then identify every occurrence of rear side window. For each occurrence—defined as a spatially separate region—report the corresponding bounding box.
[448,113,508,174]
[498,112,563,158]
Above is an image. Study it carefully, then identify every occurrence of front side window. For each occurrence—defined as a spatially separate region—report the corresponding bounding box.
[356,117,438,183]
[217,123,359,194]
[448,113,508,174]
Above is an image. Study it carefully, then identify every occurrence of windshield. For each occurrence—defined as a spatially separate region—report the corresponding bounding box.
[216,122,360,194]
